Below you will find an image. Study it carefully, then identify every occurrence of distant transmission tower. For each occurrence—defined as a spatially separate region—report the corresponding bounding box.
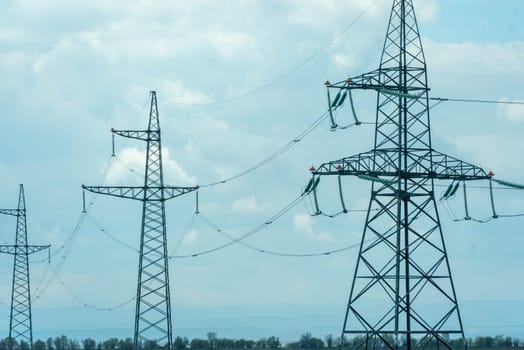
[314,1,490,349]
[82,91,198,350]
[0,184,50,350]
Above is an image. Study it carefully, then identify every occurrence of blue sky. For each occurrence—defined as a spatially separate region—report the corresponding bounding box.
[1,0,524,342]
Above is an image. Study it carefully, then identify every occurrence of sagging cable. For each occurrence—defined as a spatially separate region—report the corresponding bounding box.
[489,179,498,219]
[347,89,361,126]
[195,190,200,214]
[312,177,321,215]
[462,181,471,220]
[111,133,115,157]
[338,175,348,213]
[82,190,86,213]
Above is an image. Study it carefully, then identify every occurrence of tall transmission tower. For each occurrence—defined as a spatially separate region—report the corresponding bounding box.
[314,1,490,349]
[0,184,50,350]
[82,91,198,350]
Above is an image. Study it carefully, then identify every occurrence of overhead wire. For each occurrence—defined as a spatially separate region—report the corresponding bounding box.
[171,0,378,106]
[111,110,334,188]
[200,110,330,187]
[32,153,118,303]
[429,97,524,105]
[86,213,138,253]
[168,194,305,258]
[170,212,199,255]
[82,194,304,258]
[57,272,135,311]
[198,213,362,257]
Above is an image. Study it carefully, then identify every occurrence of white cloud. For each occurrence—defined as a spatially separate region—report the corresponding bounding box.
[425,40,524,77]
[331,52,356,69]
[288,0,387,31]
[498,100,524,123]
[202,31,258,60]
[415,0,439,23]
[106,146,196,186]
[293,213,333,242]
[161,147,197,186]
[449,133,524,179]
[160,78,212,105]
[231,196,262,213]
[293,213,314,235]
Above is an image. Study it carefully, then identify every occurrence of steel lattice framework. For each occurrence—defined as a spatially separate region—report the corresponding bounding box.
[314,1,490,350]
[82,91,197,350]
[0,185,50,350]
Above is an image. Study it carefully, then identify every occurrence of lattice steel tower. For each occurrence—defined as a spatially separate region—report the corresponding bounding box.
[314,1,490,349]
[82,91,197,350]
[0,184,50,350]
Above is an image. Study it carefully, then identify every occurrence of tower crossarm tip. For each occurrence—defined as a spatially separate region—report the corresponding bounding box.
[0,209,21,217]
[112,129,159,142]
[313,149,488,181]
[82,185,197,201]
[0,244,50,255]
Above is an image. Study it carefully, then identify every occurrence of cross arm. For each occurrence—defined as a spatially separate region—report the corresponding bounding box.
[0,209,20,217]
[326,68,428,94]
[82,185,198,201]
[0,244,50,255]
[313,149,489,181]
[163,186,199,200]
[111,129,159,142]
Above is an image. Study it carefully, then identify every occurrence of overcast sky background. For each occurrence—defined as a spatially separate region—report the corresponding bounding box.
[1,0,524,342]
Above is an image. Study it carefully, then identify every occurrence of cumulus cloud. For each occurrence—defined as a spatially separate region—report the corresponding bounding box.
[106,146,196,185]
[415,0,439,23]
[288,0,386,31]
[331,52,356,69]
[160,78,212,105]
[293,213,333,242]
[497,100,524,123]
[202,31,258,60]
[425,40,524,77]
[449,133,524,178]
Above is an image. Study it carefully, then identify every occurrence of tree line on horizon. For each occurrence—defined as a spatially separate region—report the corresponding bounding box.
[0,333,522,350]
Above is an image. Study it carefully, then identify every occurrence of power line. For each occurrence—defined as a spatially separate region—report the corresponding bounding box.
[200,110,330,187]
[430,97,524,105]
[33,154,117,303]
[198,213,363,257]
[87,187,377,258]
[172,0,378,106]
[171,194,304,258]
[113,110,332,188]
[57,272,135,311]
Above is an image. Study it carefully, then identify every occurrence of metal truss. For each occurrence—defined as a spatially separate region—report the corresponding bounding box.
[83,91,197,350]
[0,185,50,350]
[315,1,488,350]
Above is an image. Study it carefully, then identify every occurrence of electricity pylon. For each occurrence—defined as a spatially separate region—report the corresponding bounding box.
[0,184,50,350]
[82,91,198,350]
[314,1,490,349]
